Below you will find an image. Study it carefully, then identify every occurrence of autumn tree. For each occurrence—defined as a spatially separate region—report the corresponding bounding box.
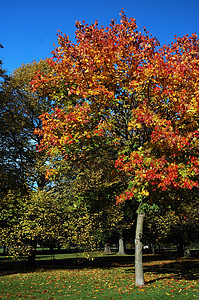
[32,12,199,285]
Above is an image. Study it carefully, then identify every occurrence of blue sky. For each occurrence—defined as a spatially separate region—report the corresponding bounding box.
[1,0,199,74]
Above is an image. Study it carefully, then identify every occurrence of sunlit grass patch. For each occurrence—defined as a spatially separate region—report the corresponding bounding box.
[0,265,198,299]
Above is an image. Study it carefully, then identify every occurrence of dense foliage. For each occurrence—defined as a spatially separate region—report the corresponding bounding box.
[32,12,199,206]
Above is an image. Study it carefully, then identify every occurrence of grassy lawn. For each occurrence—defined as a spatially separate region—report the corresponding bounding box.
[0,253,198,299]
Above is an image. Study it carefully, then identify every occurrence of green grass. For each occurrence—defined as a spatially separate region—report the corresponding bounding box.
[0,253,199,299]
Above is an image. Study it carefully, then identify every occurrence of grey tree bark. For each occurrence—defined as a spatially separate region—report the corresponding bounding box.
[135,213,145,286]
[117,230,126,255]
[104,242,111,253]
[184,243,191,257]
[150,243,155,255]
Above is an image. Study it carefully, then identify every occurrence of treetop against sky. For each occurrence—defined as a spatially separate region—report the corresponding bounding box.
[1,0,199,74]
[32,12,199,206]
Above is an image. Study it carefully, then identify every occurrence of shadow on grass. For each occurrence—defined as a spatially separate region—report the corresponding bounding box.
[1,251,199,283]
[0,254,133,276]
[125,252,199,282]
[145,259,199,281]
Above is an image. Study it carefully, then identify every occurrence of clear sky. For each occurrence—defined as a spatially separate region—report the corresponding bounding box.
[1,0,199,74]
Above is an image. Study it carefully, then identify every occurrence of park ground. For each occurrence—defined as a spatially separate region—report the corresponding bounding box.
[0,250,199,299]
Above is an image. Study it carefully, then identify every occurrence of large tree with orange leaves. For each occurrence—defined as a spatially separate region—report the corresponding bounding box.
[32,11,199,286]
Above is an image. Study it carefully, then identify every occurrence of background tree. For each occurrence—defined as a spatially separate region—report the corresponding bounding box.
[67,154,128,253]
[0,190,67,264]
[0,60,54,258]
[0,60,52,195]
[154,193,199,257]
[0,44,10,194]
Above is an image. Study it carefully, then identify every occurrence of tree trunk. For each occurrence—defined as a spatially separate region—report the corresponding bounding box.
[27,240,37,268]
[104,243,111,254]
[177,240,184,256]
[3,245,7,255]
[117,231,126,255]
[150,243,155,255]
[135,213,145,286]
[184,243,191,257]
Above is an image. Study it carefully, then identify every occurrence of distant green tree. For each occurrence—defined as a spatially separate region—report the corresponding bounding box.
[0,190,67,264]
[0,60,51,194]
[144,191,199,256]
[0,60,53,262]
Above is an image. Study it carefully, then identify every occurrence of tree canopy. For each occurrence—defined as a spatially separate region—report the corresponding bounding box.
[32,12,199,203]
